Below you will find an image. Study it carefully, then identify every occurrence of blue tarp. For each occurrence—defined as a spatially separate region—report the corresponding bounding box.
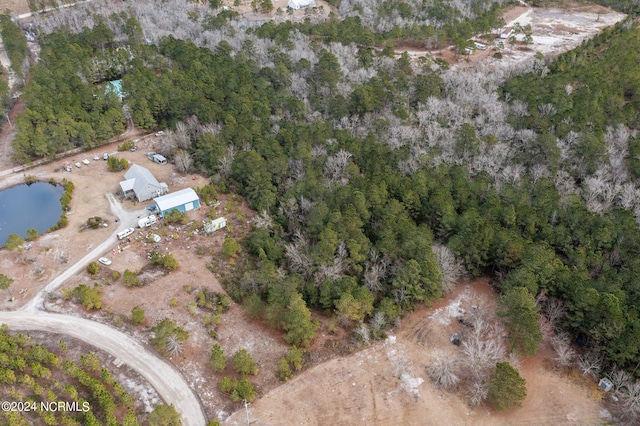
[106,79,123,98]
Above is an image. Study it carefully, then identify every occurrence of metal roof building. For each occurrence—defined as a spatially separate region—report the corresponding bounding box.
[153,188,201,218]
[119,164,168,202]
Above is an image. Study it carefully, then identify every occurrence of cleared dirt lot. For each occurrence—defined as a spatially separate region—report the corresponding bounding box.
[225,280,607,425]
[424,3,626,68]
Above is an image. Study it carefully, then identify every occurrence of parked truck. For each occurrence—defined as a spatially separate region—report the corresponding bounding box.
[138,215,158,228]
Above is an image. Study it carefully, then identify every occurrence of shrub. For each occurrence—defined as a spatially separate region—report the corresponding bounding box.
[107,157,129,172]
[277,358,293,381]
[164,209,187,224]
[150,318,189,355]
[232,349,258,375]
[131,306,145,325]
[117,141,135,151]
[86,217,103,229]
[87,262,100,275]
[210,344,226,373]
[221,236,241,259]
[219,376,256,402]
[150,251,179,271]
[26,228,39,241]
[123,269,143,287]
[71,284,103,310]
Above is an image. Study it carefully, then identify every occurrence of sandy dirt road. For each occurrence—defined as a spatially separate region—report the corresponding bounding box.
[22,192,146,310]
[0,310,207,425]
[4,191,208,424]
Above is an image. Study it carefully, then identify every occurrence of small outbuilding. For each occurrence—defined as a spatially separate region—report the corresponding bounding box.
[154,188,201,218]
[120,164,168,202]
[599,378,613,392]
[500,27,513,39]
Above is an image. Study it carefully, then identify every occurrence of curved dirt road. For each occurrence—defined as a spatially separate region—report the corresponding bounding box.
[2,192,208,424]
[0,311,206,425]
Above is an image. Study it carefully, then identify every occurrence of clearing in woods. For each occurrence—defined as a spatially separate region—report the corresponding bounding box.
[225,280,606,425]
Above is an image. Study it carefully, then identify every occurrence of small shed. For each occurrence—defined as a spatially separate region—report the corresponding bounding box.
[154,188,200,218]
[204,217,227,234]
[599,378,613,392]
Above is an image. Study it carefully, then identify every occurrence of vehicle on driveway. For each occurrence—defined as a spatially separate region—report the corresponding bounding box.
[93,154,100,161]
[138,215,158,228]
[98,257,112,266]
[117,228,135,240]
[75,162,81,168]
[103,153,109,160]
[82,159,90,165]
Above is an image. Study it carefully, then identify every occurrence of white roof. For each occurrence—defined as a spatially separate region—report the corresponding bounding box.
[154,188,199,211]
[121,164,163,197]
[288,0,315,8]
[120,178,135,192]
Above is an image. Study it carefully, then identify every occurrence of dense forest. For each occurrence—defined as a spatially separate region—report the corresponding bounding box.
[6,0,640,417]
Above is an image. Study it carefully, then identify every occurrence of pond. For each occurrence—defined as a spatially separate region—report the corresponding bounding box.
[0,182,64,247]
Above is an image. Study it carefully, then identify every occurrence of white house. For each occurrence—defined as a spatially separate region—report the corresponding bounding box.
[153,188,201,218]
[120,164,168,202]
[287,0,315,9]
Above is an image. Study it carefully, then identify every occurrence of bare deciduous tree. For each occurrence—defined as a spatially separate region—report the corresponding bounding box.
[427,351,460,390]
[165,335,184,357]
[543,297,566,328]
[461,319,506,381]
[323,149,353,186]
[252,210,274,229]
[369,311,387,334]
[174,149,193,173]
[551,333,575,369]
[467,379,489,406]
[354,322,370,343]
[606,366,632,396]
[618,380,640,423]
[432,244,466,294]
[578,353,602,379]
[218,145,237,179]
[363,249,389,293]
[284,230,312,278]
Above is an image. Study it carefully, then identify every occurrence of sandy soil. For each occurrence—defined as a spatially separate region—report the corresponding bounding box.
[404,3,627,69]
[225,280,608,425]
[0,0,29,15]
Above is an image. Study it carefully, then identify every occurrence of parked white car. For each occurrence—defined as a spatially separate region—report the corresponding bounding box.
[82,159,90,165]
[98,257,112,266]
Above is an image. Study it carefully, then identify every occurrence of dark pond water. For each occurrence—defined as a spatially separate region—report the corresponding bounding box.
[0,182,64,246]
